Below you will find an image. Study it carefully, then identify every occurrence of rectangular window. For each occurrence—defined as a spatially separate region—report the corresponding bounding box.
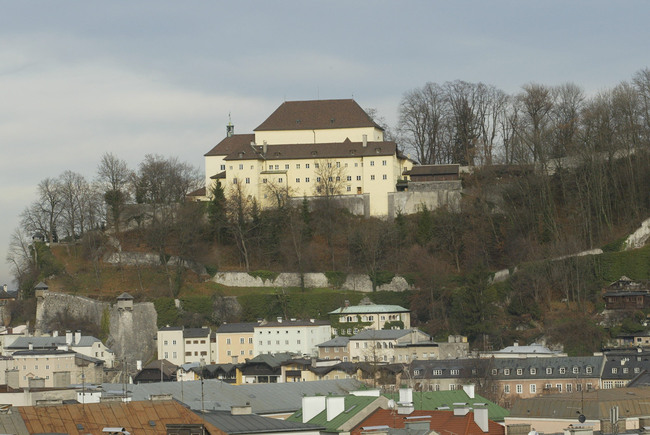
[504,385,510,393]
[221,164,226,170]
[306,163,310,168]
[370,175,375,180]
[226,338,231,345]
[240,338,245,344]
[433,369,443,375]
[262,178,267,183]
[249,337,253,344]
[314,163,319,169]
[516,384,523,394]
[164,340,168,346]
[504,369,511,375]
[245,177,250,184]
[278,178,283,183]
[233,178,238,184]
[530,384,536,393]
[530,368,537,375]
[382,160,387,166]
[296,178,300,183]
[356,175,361,180]
[382,174,387,180]
[305,177,310,182]
[517,368,523,375]
[556,384,562,392]
[573,367,579,374]
[239,164,243,170]
[546,367,552,374]
[567,383,573,392]
[227,350,231,356]
[586,366,592,374]
[370,161,375,166]
[347,186,351,192]
[296,164,300,169]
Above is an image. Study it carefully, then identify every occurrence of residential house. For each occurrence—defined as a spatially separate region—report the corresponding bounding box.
[329,303,411,336]
[204,99,414,216]
[11,399,223,435]
[349,389,503,435]
[383,386,509,423]
[600,349,650,388]
[318,336,351,361]
[287,392,390,435]
[394,334,469,363]
[5,330,115,368]
[157,326,211,366]
[349,329,429,363]
[610,331,650,348]
[215,322,259,363]
[133,359,177,383]
[603,276,650,310]
[480,342,566,359]
[8,349,104,388]
[254,318,331,357]
[281,358,354,382]
[238,353,293,384]
[505,387,650,434]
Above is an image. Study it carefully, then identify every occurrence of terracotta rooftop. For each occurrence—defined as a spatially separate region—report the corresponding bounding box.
[352,409,504,435]
[254,99,382,132]
[17,400,223,435]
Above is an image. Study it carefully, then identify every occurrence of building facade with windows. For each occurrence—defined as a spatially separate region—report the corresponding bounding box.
[204,99,414,216]
[215,322,259,363]
[254,319,331,357]
[157,327,212,366]
[329,303,411,336]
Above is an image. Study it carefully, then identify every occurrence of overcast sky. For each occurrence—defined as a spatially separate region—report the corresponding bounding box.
[1,1,649,289]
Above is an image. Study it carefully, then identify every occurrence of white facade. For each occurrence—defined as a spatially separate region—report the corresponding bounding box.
[254,319,332,357]
[157,328,185,366]
[157,327,212,366]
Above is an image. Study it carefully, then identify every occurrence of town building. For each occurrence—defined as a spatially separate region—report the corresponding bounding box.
[197,406,324,435]
[600,349,650,388]
[329,302,411,336]
[480,342,566,359]
[7,349,104,388]
[157,326,212,366]
[254,318,331,357]
[603,276,650,310]
[318,336,351,361]
[5,330,115,368]
[203,99,415,216]
[348,329,429,363]
[215,322,259,363]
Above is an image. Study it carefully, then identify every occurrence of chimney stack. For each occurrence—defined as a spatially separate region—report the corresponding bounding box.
[473,404,489,432]
[74,330,81,345]
[463,384,476,399]
[302,396,326,423]
[65,331,72,346]
[362,134,368,147]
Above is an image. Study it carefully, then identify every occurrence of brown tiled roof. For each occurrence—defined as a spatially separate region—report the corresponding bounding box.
[224,141,399,161]
[18,400,224,435]
[352,409,504,435]
[405,164,460,176]
[254,99,383,131]
[188,186,207,197]
[205,133,255,157]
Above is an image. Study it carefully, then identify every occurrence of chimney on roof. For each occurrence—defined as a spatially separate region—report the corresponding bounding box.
[362,134,368,147]
[463,384,476,399]
[302,396,326,423]
[231,405,252,415]
[52,330,58,338]
[473,404,489,432]
[263,140,268,155]
[453,403,470,416]
[28,343,33,351]
[326,396,345,421]
[397,388,414,415]
[66,331,72,345]
[74,330,81,345]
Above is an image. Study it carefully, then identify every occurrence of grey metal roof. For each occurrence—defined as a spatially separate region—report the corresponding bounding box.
[117,292,134,300]
[489,356,604,380]
[602,350,650,380]
[183,328,211,338]
[329,305,409,315]
[509,387,650,419]
[196,410,325,434]
[217,322,260,333]
[101,378,362,414]
[494,343,559,354]
[0,413,30,435]
[317,336,350,347]
[7,335,102,350]
[257,319,330,328]
[350,329,411,341]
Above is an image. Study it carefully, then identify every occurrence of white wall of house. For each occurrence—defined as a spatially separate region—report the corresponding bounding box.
[157,329,184,366]
[254,126,383,146]
[254,322,332,357]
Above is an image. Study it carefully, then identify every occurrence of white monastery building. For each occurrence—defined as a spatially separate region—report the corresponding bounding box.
[203,99,415,216]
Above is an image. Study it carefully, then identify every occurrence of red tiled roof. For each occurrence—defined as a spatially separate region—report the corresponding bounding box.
[352,409,504,435]
[18,400,224,435]
[205,134,255,157]
[254,99,383,131]
[224,141,399,161]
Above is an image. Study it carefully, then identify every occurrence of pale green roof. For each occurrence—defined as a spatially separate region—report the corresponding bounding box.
[287,395,379,431]
[383,390,509,422]
[328,305,409,315]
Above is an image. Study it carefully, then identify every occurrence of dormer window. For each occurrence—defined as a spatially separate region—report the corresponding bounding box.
[516,368,523,375]
[586,366,593,374]
[572,367,579,374]
[504,369,511,375]
[530,368,537,375]
[559,367,566,374]
[546,367,552,374]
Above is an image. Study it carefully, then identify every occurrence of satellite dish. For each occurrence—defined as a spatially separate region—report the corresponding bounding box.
[388,399,396,409]
[578,414,586,423]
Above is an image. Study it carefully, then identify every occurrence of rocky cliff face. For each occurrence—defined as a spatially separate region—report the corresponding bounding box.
[35,291,157,368]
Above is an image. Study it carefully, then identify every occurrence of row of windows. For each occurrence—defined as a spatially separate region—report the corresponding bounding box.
[492,366,594,376]
[226,350,254,356]
[261,160,389,171]
[185,351,208,356]
[260,340,301,345]
[504,382,594,394]
[225,337,254,345]
[255,175,388,185]
[259,330,303,334]
[186,339,207,345]
[611,367,641,374]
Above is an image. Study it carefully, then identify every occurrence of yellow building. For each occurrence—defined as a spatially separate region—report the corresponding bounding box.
[214,322,258,364]
[204,99,414,216]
